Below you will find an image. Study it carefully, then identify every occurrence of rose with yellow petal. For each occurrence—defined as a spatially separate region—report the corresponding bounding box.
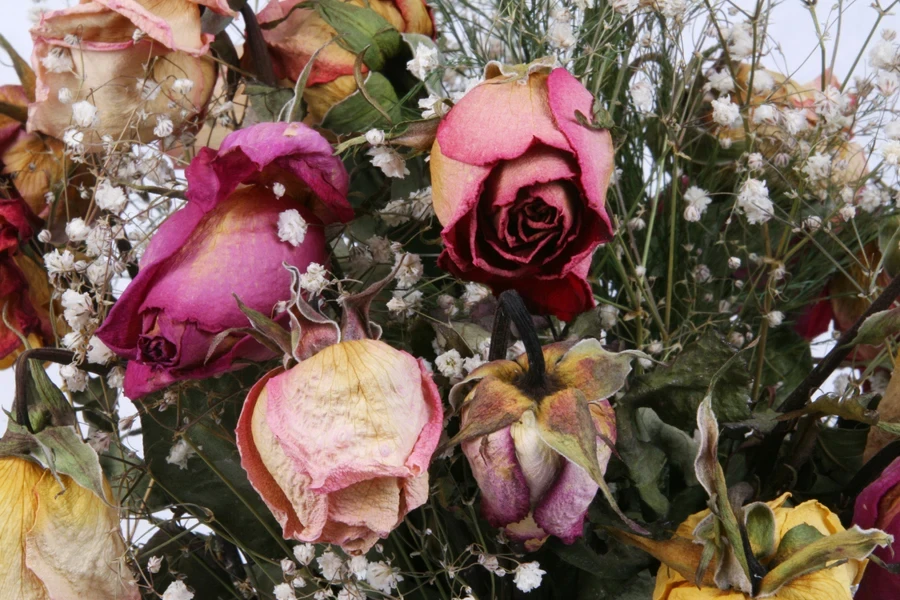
[28,0,231,151]
[0,456,138,600]
[95,122,353,398]
[236,338,444,554]
[256,0,434,122]
[653,494,868,600]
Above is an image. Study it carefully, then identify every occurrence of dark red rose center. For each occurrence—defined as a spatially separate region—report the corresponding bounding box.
[138,334,178,366]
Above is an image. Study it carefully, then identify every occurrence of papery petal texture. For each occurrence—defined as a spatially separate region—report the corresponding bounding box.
[0,457,138,600]
[27,0,219,150]
[237,340,443,553]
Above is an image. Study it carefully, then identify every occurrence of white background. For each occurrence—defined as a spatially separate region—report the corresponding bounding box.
[0,0,884,421]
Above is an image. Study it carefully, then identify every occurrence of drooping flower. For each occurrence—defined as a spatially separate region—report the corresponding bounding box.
[235,276,443,553]
[430,60,615,320]
[0,457,139,600]
[95,122,352,398]
[652,494,874,599]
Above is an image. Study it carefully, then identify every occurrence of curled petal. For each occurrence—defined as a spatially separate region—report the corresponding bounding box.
[461,427,531,528]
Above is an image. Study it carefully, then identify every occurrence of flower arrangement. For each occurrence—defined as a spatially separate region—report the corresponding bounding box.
[1,0,900,599]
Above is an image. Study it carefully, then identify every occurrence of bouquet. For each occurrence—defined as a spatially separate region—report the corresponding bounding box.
[1,0,900,598]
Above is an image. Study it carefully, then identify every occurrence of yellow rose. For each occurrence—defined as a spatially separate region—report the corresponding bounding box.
[653,494,866,600]
[0,457,138,600]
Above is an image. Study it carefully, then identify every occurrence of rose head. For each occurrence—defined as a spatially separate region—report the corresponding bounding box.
[236,339,443,554]
[654,494,868,600]
[95,122,353,398]
[431,62,615,321]
[0,457,138,600]
[853,457,900,599]
[0,194,53,369]
[451,338,634,550]
[28,0,230,151]
[257,0,435,122]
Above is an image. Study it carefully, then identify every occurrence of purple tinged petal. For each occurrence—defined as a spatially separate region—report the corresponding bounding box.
[461,427,531,528]
[533,459,597,544]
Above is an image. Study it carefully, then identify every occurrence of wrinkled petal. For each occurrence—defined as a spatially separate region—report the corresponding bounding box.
[0,458,46,600]
[546,68,615,243]
[430,139,491,226]
[91,0,213,55]
[437,72,571,166]
[461,427,531,528]
[25,469,139,600]
[265,340,440,491]
[205,122,352,224]
[238,369,329,542]
[533,459,596,544]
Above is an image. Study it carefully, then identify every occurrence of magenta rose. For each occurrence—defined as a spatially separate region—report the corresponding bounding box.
[95,122,352,398]
[430,62,615,321]
[853,457,900,599]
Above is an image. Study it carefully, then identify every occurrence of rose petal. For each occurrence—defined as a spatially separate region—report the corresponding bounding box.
[0,458,47,600]
[437,72,571,166]
[91,0,213,55]
[533,459,597,544]
[461,427,531,527]
[237,369,330,542]
[546,68,614,243]
[266,340,440,493]
[429,139,492,226]
[24,469,139,600]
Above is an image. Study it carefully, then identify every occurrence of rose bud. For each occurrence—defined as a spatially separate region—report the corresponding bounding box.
[853,457,900,599]
[28,0,232,151]
[431,60,615,321]
[0,456,138,599]
[95,122,353,398]
[445,291,640,550]
[236,271,443,554]
[0,194,53,369]
[256,0,435,122]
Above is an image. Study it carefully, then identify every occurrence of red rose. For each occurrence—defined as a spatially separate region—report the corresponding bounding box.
[430,62,615,320]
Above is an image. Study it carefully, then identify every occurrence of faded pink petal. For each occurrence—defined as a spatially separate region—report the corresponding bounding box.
[854,457,900,599]
[436,72,571,166]
[237,340,443,554]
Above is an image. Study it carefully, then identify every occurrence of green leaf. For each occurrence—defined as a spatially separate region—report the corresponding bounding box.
[0,33,35,100]
[770,524,824,566]
[850,307,900,347]
[26,424,108,502]
[23,356,77,431]
[315,0,402,71]
[633,407,699,485]
[245,83,295,122]
[744,501,777,561]
[233,294,292,357]
[622,333,752,430]
[759,526,892,596]
[141,366,288,558]
[879,215,900,278]
[320,72,403,134]
[140,526,243,599]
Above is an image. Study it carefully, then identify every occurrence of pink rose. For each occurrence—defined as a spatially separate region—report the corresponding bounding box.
[236,339,443,554]
[431,62,615,321]
[95,122,352,398]
[853,457,900,599]
[28,0,231,151]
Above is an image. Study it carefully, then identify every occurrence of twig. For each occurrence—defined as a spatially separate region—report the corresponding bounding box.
[752,275,900,486]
